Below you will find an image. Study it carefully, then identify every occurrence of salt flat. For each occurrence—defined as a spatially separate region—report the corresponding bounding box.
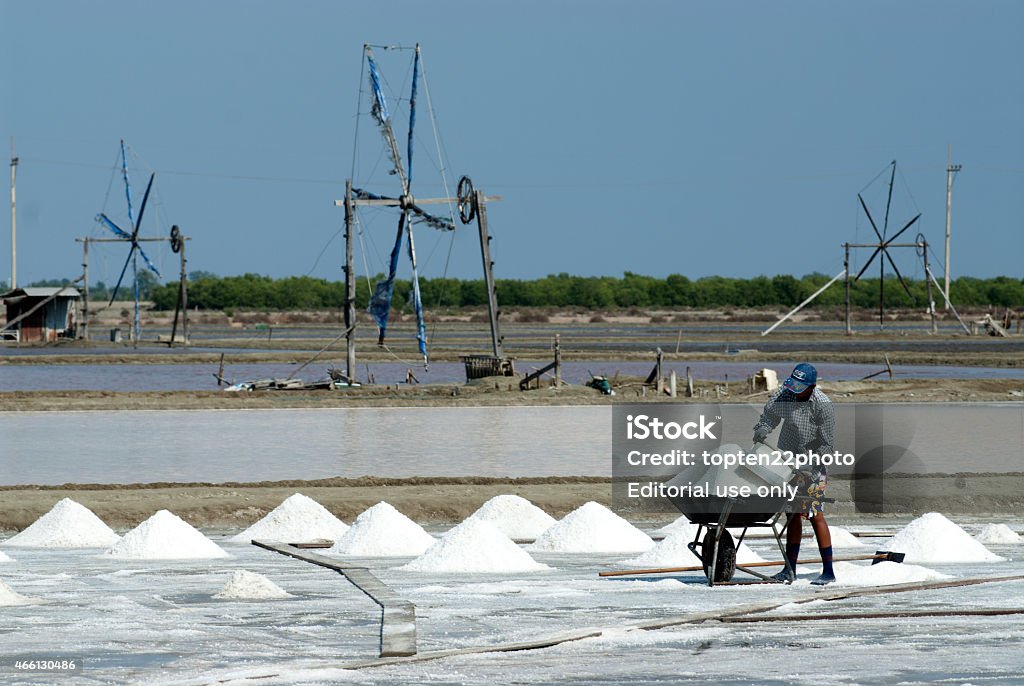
[0,515,1020,684]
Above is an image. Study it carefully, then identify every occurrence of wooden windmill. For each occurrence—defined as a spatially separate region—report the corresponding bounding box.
[94,140,161,342]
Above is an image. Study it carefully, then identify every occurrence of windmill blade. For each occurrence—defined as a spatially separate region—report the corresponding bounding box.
[365,47,409,194]
[406,45,419,186]
[368,212,407,343]
[408,203,455,231]
[887,213,921,244]
[858,194,883,242]
[366,49,391,125]
[136,244,162,278]
[882,160,896,238]
[404,210,428,366]
[882,249,914,299]
[854,247,882,281]
[108,245,138,305]
[120,139,136,229]
[353,188,400,204]
[96,213,131,239]
[132,173,156,240]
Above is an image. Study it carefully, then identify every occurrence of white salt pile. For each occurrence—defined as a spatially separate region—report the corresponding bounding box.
[887,512,1004,563]
[106,510,229,560]
[624,530,693,567]
[229,493,348,544]
[654,515,699,538]
[0,550,12,563]
[624,530,765,567]
[529,502,654,553]
[737,542,767,564]
[825,560,950,587]
[462,495,557,540]
[2,498,120,548]
[214,570,292,600]
[976,523,1022,545]
[327,502,435,557]
[401,519,549,573]
[828,526,867,549]
[0,579,40,606]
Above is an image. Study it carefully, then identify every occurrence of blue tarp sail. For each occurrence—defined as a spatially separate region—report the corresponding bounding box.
[406,49,428,363]
[366,53,390,124]
[368,215,405,341]
[365,46,429,365]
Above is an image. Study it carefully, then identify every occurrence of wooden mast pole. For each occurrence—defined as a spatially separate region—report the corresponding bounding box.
[922,238,937,334]
[179,233,189,345]
[844,242,851,335]
[344,180,357,383]
[9,138,17,289]
[82,239,89,340]
[475,189,502,358]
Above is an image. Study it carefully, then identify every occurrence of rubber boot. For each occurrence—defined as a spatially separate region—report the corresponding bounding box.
[770,543,799,583]
[812,546,836,585]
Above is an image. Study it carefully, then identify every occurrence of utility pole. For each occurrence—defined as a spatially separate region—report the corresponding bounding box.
[10,138,17,289]
[944,145,961,310]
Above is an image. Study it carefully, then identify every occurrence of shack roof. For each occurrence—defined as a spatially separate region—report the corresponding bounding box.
[2,287,82,300]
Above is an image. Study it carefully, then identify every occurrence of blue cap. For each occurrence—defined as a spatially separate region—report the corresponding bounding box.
[784,363,817,393]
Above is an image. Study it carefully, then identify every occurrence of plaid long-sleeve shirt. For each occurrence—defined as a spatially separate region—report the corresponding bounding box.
[753,387,835,455]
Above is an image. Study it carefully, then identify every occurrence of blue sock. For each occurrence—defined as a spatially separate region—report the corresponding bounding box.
[786,543,800,571]
[819,546,834,577]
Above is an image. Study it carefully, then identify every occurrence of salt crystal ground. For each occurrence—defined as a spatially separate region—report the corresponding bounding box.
[0,515,1022,684]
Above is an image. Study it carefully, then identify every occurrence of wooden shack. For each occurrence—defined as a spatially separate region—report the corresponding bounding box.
[1,287,81,342]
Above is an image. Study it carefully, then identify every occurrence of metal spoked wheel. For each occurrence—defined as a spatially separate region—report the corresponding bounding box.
[457,175,476,224]
[701,528,737,583]
[170,225,182,253]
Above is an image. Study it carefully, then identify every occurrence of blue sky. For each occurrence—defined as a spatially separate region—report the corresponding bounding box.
[1,1,1021,287]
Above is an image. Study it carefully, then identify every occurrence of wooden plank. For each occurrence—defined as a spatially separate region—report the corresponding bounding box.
[599,552,900,577]
[289,539,334,549]
[629,574,1024,632]
[252,540,417,658]
[721,608,1024,623]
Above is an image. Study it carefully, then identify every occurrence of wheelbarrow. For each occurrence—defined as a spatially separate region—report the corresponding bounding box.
[662,442,829,586]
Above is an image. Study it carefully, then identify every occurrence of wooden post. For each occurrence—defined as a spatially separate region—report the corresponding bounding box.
[476,190,503,358]
[344,180,357,384]
[921,239,937,334]
[554,334,561,387]
[669,370,677,398]
[10,141,17,289]
[216,353,225,387]
[170,233,189,346]
[675,329,682,354]
[655,348,664,394]
[81,238,89,341]
[686,366,694,398]
[844,243,852,335]
[180,234,189,345]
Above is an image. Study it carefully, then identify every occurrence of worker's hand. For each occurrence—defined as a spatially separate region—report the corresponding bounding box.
[753,432,768,446]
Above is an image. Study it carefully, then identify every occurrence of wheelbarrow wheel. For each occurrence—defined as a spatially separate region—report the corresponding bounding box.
[701,529,736,582]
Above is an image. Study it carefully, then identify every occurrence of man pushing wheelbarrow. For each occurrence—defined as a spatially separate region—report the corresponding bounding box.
[753,362,836,586]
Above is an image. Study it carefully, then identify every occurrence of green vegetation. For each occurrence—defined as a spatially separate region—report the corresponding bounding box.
[146,272,1024,312]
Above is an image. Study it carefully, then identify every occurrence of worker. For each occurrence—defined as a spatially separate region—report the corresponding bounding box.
[753,362,836,585]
